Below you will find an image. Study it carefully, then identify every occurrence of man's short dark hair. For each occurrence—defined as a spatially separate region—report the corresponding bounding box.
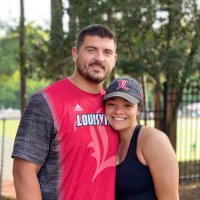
[75,24,117,51]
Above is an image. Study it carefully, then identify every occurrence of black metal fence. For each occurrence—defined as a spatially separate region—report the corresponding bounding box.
[142,81,200,184]
[177,82,200,184]
[0,81,200,194]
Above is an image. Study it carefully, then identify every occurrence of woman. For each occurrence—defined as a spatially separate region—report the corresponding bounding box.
[103,77,179,200]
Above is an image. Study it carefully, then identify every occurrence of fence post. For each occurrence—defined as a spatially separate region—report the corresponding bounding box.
[0,119,5,196]
[163,82,168,135]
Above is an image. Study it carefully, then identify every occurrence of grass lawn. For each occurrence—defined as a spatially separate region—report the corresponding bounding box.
[140,118,200,162]
[1,118,200,162]
[0,119,19,138]
[176,117,200,162]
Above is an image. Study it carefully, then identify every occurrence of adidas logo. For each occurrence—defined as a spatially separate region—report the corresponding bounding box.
[74,104,83,111]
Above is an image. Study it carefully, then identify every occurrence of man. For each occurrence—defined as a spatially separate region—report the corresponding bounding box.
[12,24,119,200]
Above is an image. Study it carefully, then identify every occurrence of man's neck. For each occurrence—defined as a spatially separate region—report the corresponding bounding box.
[68,74,104,94]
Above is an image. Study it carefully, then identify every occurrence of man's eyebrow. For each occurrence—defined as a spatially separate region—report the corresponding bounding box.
[105,49,113,52]
[85,46,97,49]
[85,46,114,53]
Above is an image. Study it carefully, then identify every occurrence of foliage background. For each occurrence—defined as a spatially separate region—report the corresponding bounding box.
[0,0,199,109]
[0,0,200,148]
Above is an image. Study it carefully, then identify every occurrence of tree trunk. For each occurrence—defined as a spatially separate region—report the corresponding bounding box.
[50,0,64,79]
[152,81,163,131]
[19,0,26,113]
[51,0,63,31]
[165,84,182,151]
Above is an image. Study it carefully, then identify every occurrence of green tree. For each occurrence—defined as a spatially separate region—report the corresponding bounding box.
[114,0,200,149]
[0,32,18,76]
[64,0,200,149]
[31,0,71,80]
[0,25,50,109]
[46,0,68,79]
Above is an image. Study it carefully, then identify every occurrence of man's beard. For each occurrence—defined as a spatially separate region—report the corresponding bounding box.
[76,59,108,84]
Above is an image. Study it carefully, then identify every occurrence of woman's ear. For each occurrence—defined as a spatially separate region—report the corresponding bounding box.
[137,109,141,117]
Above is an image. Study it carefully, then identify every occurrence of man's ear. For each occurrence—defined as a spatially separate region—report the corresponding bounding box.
[115,53,118,62]
[72,47,77,62]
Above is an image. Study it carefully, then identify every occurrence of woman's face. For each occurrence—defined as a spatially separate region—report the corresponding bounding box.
[105,97,139,132]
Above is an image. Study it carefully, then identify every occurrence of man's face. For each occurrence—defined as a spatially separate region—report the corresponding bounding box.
[72,35,117,84]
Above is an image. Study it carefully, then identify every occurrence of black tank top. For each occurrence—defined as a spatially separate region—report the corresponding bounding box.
[115,125,157,200]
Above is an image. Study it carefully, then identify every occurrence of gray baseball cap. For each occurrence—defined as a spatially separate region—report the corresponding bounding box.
[103,77,144,104]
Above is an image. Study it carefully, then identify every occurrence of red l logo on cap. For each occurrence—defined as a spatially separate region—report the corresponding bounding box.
[117,80,129,90]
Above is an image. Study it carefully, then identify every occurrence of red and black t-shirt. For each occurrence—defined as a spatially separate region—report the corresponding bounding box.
[12,78,119,200]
